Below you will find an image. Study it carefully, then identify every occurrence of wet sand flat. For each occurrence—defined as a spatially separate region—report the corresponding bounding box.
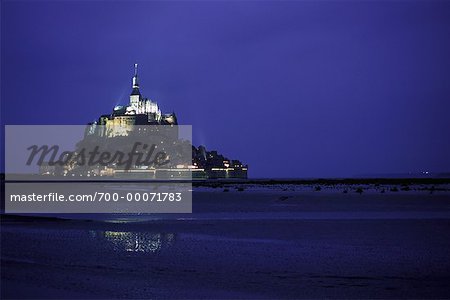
[2,188,450,298]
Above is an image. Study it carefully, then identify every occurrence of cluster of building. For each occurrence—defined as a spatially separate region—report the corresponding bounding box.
[192,146,247,179]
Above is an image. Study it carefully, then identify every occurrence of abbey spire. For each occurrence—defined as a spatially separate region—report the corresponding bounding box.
[130,63,141,97]
[129,63,141,109]
[132,63,139,89]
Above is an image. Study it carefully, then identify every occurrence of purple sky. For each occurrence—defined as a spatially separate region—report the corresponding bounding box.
[1,1,450,178]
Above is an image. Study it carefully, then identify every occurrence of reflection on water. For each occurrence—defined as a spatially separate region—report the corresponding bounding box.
[89,231,176,253]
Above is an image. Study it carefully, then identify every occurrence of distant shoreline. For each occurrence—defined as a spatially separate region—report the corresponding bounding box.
[192,177,450,186]
[2,173,450,186]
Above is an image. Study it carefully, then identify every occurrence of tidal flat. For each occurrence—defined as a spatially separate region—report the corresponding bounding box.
[1,182,450,299]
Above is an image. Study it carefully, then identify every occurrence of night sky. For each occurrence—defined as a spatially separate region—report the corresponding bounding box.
[1,1,450,178]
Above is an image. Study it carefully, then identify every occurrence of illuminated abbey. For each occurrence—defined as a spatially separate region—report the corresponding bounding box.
[88,64,177,137]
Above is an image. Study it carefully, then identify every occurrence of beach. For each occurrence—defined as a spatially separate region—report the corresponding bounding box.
[2,184,450,299]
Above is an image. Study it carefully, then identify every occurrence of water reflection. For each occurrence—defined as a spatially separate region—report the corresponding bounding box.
[89,231,175,253]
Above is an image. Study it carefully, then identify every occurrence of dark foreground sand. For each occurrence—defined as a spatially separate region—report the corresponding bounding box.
[2,187,450,299]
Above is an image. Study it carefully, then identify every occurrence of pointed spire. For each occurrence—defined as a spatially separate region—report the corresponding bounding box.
[131,63,141,96]
[132,63,139,89]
